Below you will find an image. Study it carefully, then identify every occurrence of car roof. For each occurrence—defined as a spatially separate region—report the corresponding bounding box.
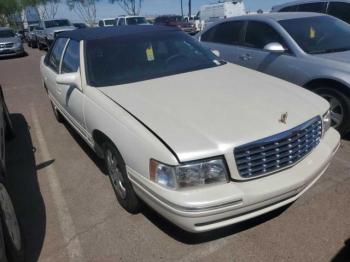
[58,25,180,41]
[225,12,325,22]
[273,0,350,10]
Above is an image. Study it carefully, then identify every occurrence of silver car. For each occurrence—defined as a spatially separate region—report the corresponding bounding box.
[34,19,76,49]
[0,27,24,58]
[198,13,350,136]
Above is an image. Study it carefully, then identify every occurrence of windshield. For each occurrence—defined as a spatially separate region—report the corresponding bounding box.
[0,29,15,38]
[45,19,71,28]
[279,16,350,54]
[86,31,222,87]
[105,19,116,26]
[29,26,36,31]
[127,17,148,25]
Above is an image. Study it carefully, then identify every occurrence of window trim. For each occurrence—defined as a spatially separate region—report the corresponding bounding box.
[46,37,69,73]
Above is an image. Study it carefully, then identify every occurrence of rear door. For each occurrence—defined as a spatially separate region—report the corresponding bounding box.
[200,20,245,63]
[42,37,68,108]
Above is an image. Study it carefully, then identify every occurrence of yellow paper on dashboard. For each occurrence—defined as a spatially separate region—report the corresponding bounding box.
[146,46,155,61]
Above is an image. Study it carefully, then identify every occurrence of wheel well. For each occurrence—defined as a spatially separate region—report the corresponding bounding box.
[92,130,110,158]
[304,79,350,97]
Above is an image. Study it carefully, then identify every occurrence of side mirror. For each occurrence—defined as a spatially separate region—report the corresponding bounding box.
[56,72,82,91]
[263,42,286,53]
[211,49,220,57]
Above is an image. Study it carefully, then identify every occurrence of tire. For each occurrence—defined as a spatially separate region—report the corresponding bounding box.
[0,217,8,262]
[0,183,24,262]
[314,87,350,136]
[50,102,64,123]
[37,40,43,50]
[31,40,37,49]
[27,41,31,48]
[103,142,140,213]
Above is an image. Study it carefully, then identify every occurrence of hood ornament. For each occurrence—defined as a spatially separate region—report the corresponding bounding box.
[279,112,288,124]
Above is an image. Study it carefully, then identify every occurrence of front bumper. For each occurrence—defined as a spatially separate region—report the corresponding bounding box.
[128,128,340,233]
[0,46,24,57]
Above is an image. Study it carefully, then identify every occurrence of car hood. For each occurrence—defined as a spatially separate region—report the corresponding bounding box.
[313,50,350,64]
[0,37,19,44]
[99,63,328,162]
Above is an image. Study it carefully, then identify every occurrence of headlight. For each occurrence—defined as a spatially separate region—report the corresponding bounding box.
[150,157,229,190]
[14,42,22,48]
[322,110,331,134]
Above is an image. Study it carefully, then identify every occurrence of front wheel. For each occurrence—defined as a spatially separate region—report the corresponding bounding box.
[0,183,24,262]
[103,142,140,214]
[314,87,350,136]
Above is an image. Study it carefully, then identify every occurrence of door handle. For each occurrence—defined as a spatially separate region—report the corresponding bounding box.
[239,54,253,61]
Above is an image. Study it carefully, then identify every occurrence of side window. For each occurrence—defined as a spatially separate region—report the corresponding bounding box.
[98,20,103,27]
[297,2,327,12]
[244,21,287,50]
[201,21,244,45]
[48,38,68,73]
[61,40,80,74]
[279,5,298,12]
[328,2,350,24]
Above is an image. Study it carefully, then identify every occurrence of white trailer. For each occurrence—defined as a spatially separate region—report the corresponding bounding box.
[200,0,246,30]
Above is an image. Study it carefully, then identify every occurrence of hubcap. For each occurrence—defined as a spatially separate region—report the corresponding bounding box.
[322,94,344,129]
[0,184,21,250]
[106,149,127,199]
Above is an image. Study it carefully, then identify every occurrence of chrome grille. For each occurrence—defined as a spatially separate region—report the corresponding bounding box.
[234,116,322,178]
[0,43,14,48]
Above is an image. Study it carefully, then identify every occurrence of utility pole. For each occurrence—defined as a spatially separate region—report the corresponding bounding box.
[188,0,191,18]
[181,0,183,17]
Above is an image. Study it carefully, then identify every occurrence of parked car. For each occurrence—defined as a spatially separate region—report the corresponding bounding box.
[34,19,76,50]
[98,18,116,27]
[116,16,150,26]
[40,25,340,233]
[73,23,88,29]
[0,85,24,262]
[272,0,350,24]
[154,15,197,34]
[25,24,39,48]
[198,13,350,136]
[0,28,24,58]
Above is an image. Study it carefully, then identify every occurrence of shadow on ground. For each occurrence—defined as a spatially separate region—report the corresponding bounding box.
[5,114,46,262]
[332,239,350,262]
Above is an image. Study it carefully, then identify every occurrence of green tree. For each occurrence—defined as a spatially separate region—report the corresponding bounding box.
[109,0,143,16]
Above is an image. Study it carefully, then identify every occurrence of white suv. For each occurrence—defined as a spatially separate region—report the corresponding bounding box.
[40,26,340,233]
[116,16,149,26]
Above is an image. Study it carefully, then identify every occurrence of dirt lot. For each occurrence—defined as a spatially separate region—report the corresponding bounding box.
[0,47,349,262]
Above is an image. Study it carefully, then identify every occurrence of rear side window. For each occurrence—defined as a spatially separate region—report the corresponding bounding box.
[297,2,327,12]
[328,2,350,24]
[48,38,68,73]
[61,40,80,74]
[118,18,125,26]
[279,5,298,12]
[244,21,286,50]
[201,21,244,45]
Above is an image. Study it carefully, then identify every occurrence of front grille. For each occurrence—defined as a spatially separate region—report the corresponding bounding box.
[234,116,322,178]
[5,43,13,48]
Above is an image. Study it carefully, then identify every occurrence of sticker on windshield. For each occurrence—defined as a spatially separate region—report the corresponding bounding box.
[310,26,316,39]
[146,45,155,61]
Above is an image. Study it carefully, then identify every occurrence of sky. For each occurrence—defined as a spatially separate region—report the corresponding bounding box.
[55,0,291,22]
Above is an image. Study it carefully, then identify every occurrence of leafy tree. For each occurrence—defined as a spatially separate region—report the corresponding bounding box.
[66,0,97,26]
[109,0,143,16]
[39,0,61,19]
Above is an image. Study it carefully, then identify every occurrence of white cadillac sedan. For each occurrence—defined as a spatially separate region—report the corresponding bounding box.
[40,26,340,233]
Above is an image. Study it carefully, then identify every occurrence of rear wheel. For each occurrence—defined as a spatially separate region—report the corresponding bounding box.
[314,87,350,136]
[0,183,24,262]
[103,142,140,213]
[37,40,43,50]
